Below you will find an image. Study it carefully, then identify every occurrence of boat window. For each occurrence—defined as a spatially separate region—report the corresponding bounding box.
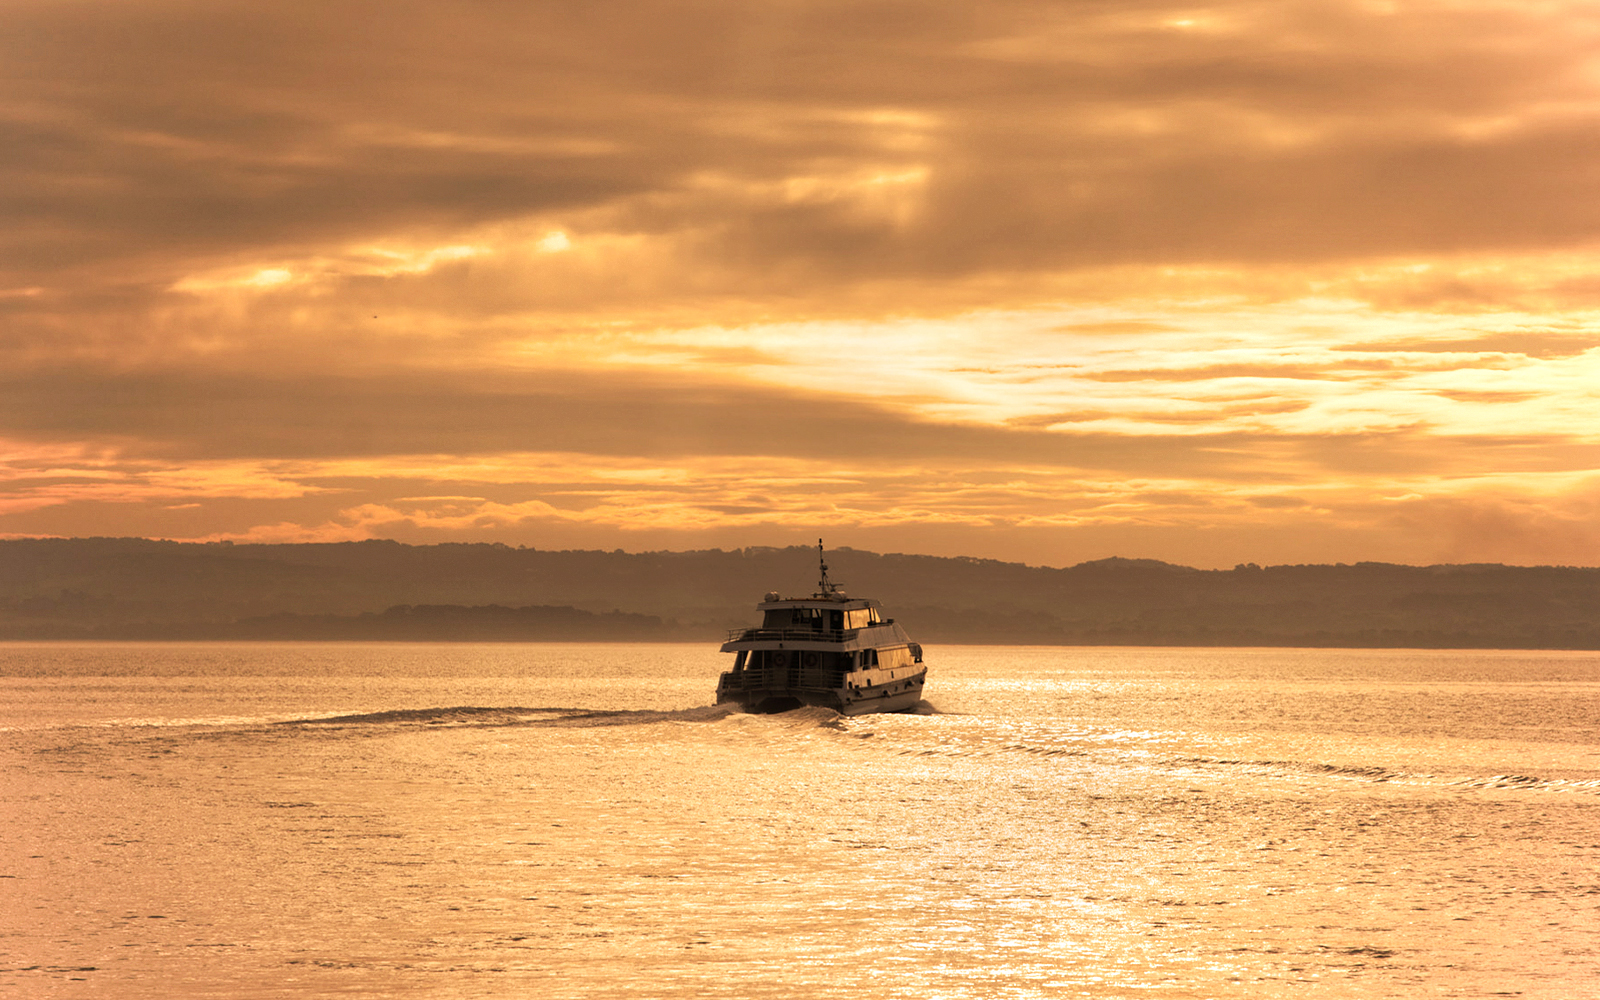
[734,650,748,670]
[878,646,913,670]
[845,609,877,629]
[763,607,824,628]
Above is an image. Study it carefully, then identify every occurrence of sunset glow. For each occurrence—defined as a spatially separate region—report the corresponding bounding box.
[5,1,1599,566]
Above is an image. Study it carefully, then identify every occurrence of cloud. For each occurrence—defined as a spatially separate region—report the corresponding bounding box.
[0,361,1311,474]
[1339,332,1599,359]
[5,0,1600,565]
[7,1,1600,303]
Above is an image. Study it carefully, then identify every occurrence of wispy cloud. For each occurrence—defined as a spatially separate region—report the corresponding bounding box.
[3,0,1599,565]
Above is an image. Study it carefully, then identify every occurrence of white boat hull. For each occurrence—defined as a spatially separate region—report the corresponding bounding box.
[717,664,927,715]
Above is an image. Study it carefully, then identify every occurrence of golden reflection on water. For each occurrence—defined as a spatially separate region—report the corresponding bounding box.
[0,644,1596,997]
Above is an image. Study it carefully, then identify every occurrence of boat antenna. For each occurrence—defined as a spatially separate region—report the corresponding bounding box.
[817,538,840,596]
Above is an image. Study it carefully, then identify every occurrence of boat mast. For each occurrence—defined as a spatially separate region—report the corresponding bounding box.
[816,538,840,597]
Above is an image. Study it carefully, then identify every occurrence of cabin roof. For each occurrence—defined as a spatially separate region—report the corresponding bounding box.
[758,597,879,611]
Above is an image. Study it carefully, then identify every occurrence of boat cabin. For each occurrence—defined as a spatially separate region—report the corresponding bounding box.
[759,598,882,634]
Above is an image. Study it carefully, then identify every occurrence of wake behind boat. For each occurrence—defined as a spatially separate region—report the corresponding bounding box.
[716,542,928,715]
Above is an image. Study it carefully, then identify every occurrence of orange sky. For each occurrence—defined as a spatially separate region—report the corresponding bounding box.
[4,1,1599,567]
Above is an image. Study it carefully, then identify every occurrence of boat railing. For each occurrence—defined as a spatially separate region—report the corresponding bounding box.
[724,626,862,643]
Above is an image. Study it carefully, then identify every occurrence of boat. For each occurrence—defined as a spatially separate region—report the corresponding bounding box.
[716,541,928,715]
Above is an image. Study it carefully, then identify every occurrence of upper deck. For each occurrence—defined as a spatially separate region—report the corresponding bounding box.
[723,540,911,649]
[723,594,905,647]
[761,594,880,629]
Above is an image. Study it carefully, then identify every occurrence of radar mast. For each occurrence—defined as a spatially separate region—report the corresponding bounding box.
[816,538,842,597]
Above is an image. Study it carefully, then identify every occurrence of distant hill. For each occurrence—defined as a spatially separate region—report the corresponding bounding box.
[1,537,1598,647]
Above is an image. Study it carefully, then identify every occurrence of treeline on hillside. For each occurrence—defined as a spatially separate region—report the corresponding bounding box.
[1,537,1597,647]
[0,603,689,642]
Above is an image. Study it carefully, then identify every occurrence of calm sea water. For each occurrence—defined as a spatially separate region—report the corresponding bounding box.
[2,643,1597,999]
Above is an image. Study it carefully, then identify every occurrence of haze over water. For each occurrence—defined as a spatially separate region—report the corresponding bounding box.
[3,642,1596,998]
